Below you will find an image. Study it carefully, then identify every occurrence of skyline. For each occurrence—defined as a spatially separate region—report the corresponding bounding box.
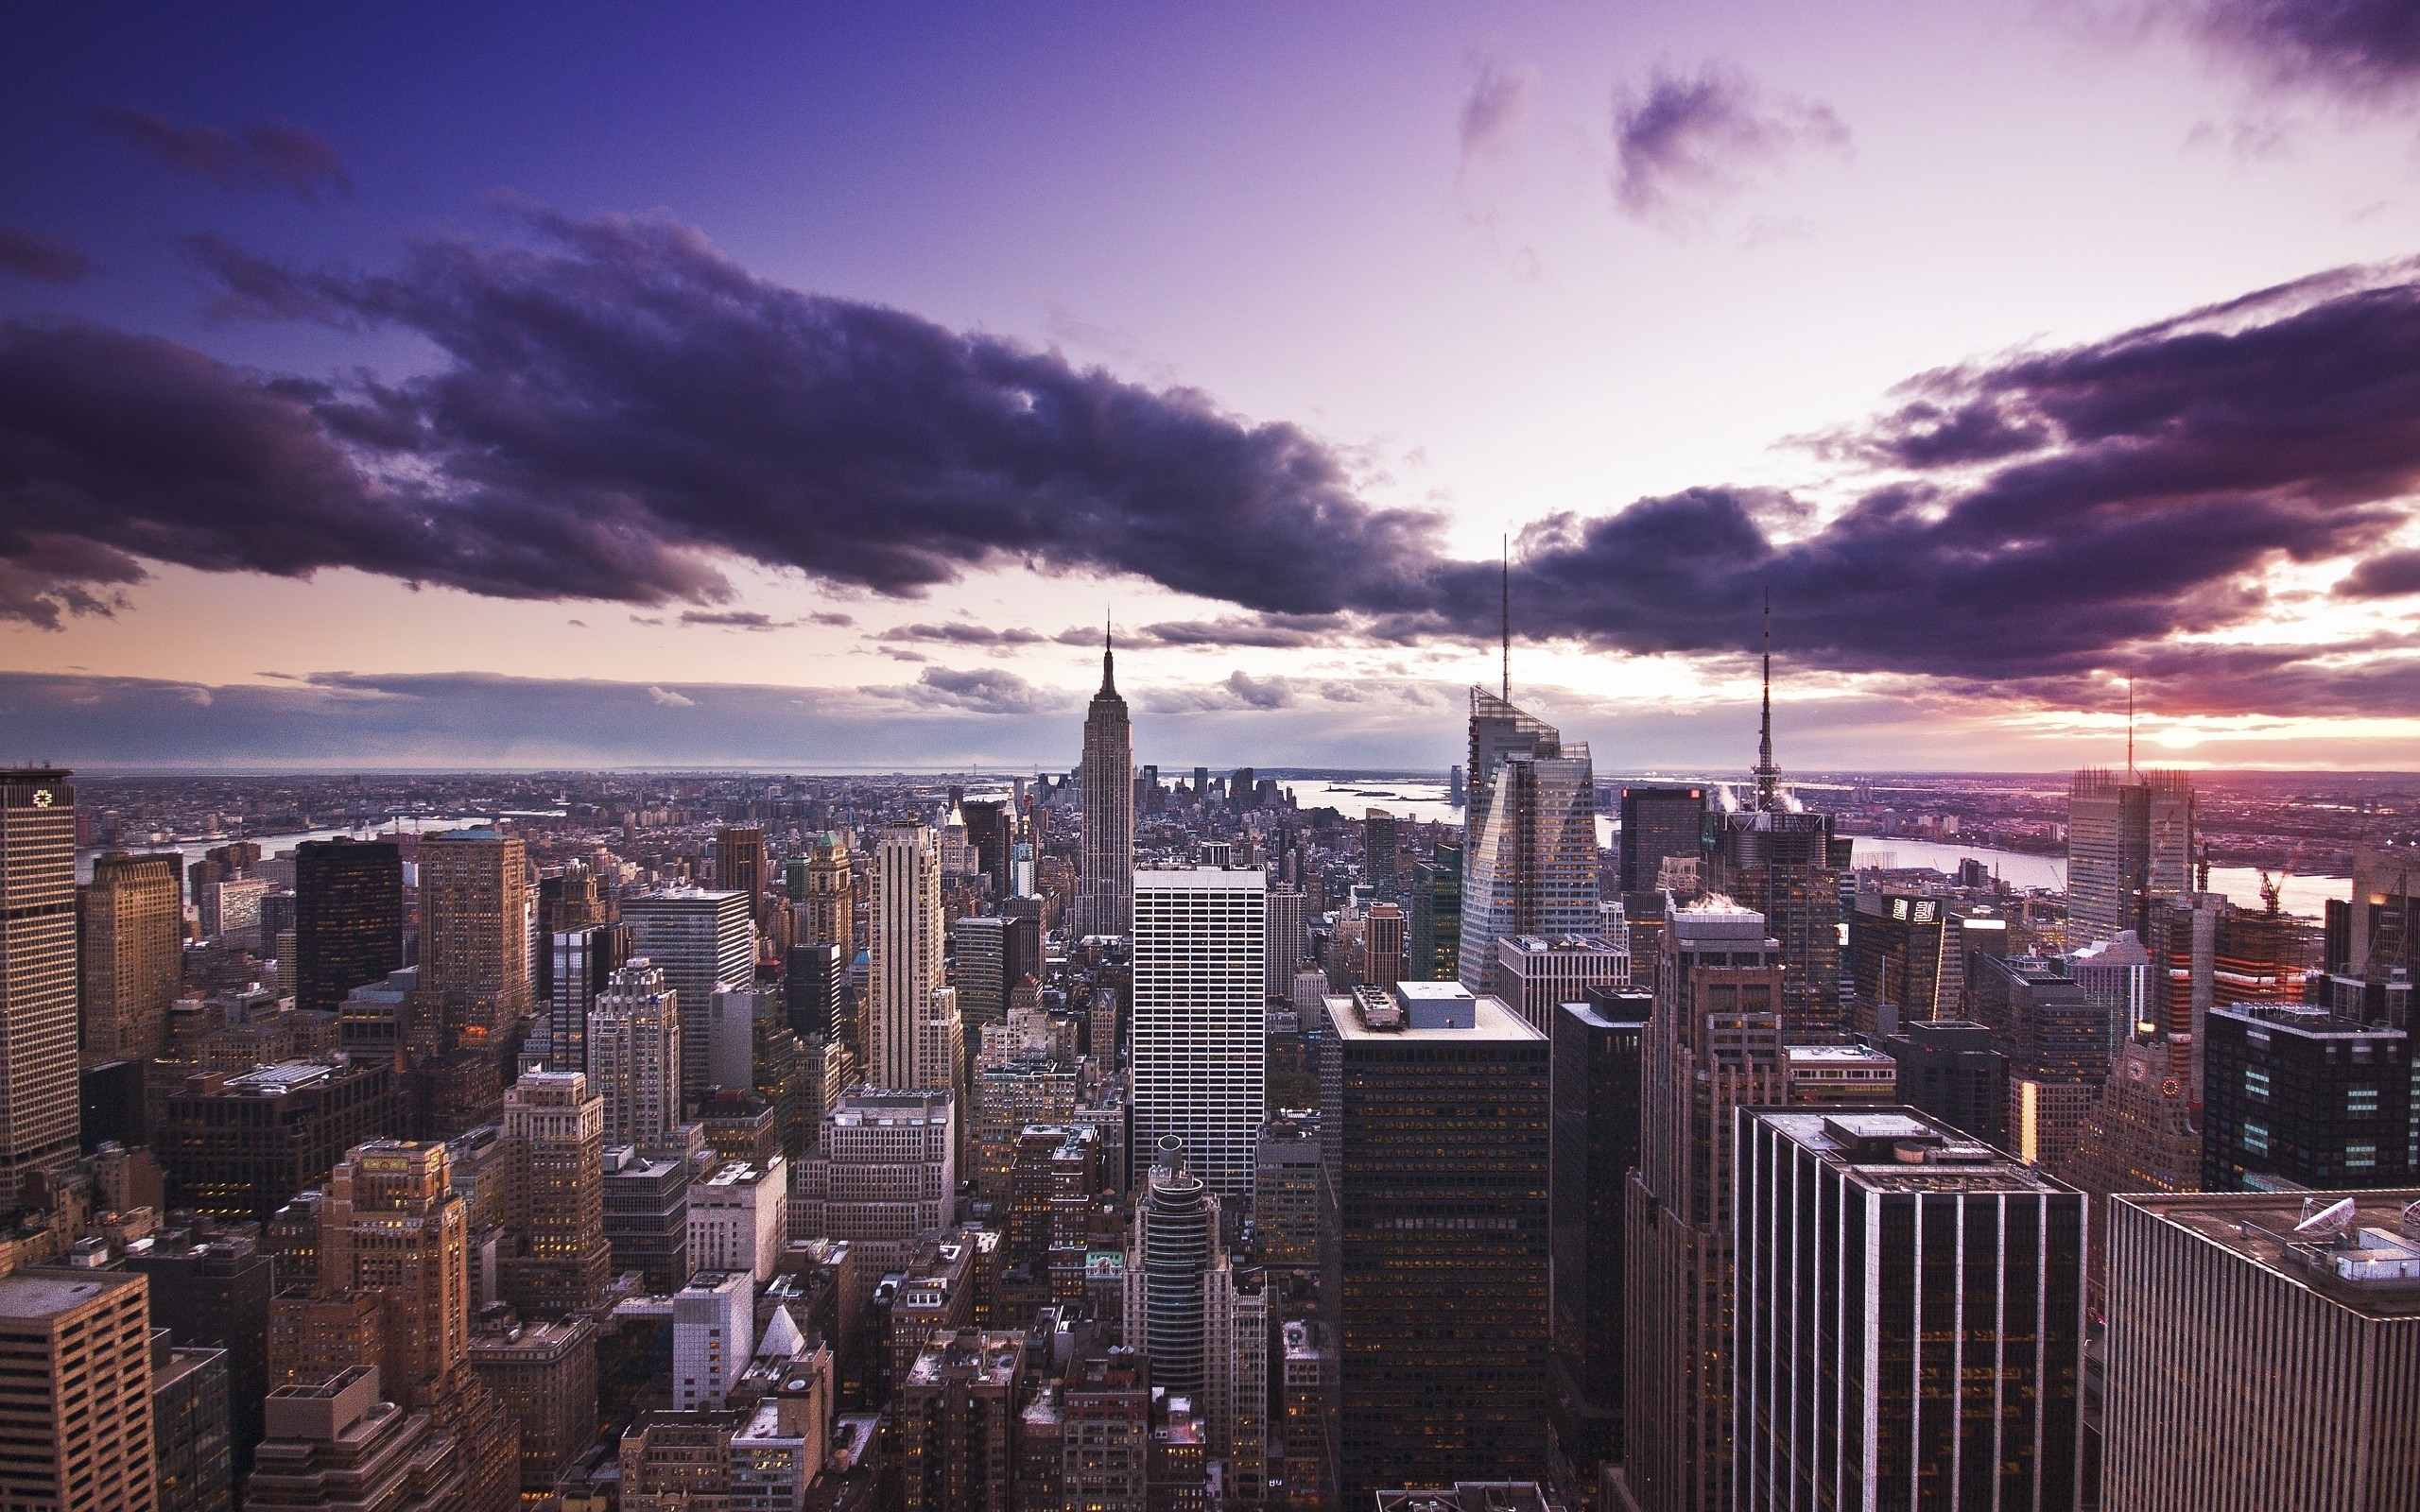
[10,4,2420,769]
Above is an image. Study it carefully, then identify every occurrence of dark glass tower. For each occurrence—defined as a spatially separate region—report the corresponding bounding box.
[1407,841,1463,984]
[295,838,404,1015]
[1618,785,1707,895]
[2203,1004,2415,1191]
[1550,989,1650,1473]
[1326,981,1548,1504]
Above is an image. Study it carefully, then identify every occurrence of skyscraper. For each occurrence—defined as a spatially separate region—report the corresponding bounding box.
[1877,1020,2010,1149]
[1076,633,1134,941]
[314,1140,519,1512]
[1967,954,2110,1171]
[1618,785,1707,896]
[2066,769,2194,947]
[951,914,1010,1025]
[0,766,79,1199]
[151,1336,233,1512]
[1363,809,1399,902]
[1359,902,1406,989]
[497,1070,612,1316]
[79,850,182,1062]
[546,922,631,1074]
[587,958,683,1150]
[1550,991,1650,1473]
[128,1235,274,1485]
[1459,692,1599,999]
[673,1270,757,1410]
[2202,1005,2415,1191]
[416,828,530,1055]
[799,833,853,951]
[1130,1137,1215,1394]
[1324,980,1549,1505]
[868,822,959,1093]
[293,839,404,1017]
[792,1089,957,1273]
[715,826,768,909]
[1734,1110,2086,1509]
[0,1267,157,1512]
[624,886,755,1107]
[2101,1188,2420,1510]
[1408,841,1463,984]
[1265,885,1306,1003]
[897,1330,1028,1512]
[1495,933,1628,1033]
[1709,808,1851,1037]
[1130,867,1266,1196]
[1627,902,1789,1512]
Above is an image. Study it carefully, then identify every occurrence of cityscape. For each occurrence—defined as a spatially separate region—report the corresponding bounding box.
[9,5,2420,1512]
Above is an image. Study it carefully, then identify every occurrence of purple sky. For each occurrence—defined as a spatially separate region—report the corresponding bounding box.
[8,1,2420,772]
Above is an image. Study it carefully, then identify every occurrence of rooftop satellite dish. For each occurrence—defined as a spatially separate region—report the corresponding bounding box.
[2293,1196,2358,1240]
[2401,1200,2420,1243]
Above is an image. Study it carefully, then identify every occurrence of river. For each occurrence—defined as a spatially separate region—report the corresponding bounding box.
[77,816,494,885]
[1282,781,2345,920]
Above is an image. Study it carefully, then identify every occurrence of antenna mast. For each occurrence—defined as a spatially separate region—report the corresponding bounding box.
[1754,587,1782,813]
[2127,678,2135,781]
[1500,534,1511,703]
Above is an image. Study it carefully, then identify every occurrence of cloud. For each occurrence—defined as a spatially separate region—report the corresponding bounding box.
[1459,56,1535,166]
[647,685,695,707]
[2338,547,2420,596]
[680,609,794,630]
[884,665,1056,715]
[1049,613,1346,650]
[92,107,352,204]
[1611,61,1850,230]
[809,610,855,627]
[11,210,2420,719]
[0,229,94,284]
[2170,0,2420,101]
[0,210,1441,629]
[879,622,1049,646]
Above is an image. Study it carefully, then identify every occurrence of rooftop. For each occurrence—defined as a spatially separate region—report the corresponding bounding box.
[1758,1108,2067,1195]
[224,1060,339,1093]
[1328,988,1543,1043]
[2213,1004,2406,1040]
[1132,866,1266,888]
[0,1269,140,1320]
[1502,934,1622,954]
[2118,1190,2420,1318]
[1787,1043,1898,1065]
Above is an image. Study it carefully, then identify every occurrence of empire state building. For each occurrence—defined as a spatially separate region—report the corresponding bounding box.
[1077,632,1134,939]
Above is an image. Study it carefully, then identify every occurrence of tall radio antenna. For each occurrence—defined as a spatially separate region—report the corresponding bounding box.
[1500,533,1511,703]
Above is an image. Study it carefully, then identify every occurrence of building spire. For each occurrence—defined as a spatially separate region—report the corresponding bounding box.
[2126,677,2135,781]
[1500,533,1511,703]
[1754,587,1783,813]
[1100,611,1117,696]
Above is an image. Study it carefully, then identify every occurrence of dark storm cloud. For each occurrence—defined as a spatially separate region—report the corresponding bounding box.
[2338,548,2420,597]
[2179,0,2420,99]
[9,211,2420,717]
[0,229,94,284]
[1611,62,1850,226]
[93,108,353,204]
[109,212,1442,619]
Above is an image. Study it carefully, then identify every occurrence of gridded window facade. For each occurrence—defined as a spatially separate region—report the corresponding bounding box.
[1130,868,1266,1197]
